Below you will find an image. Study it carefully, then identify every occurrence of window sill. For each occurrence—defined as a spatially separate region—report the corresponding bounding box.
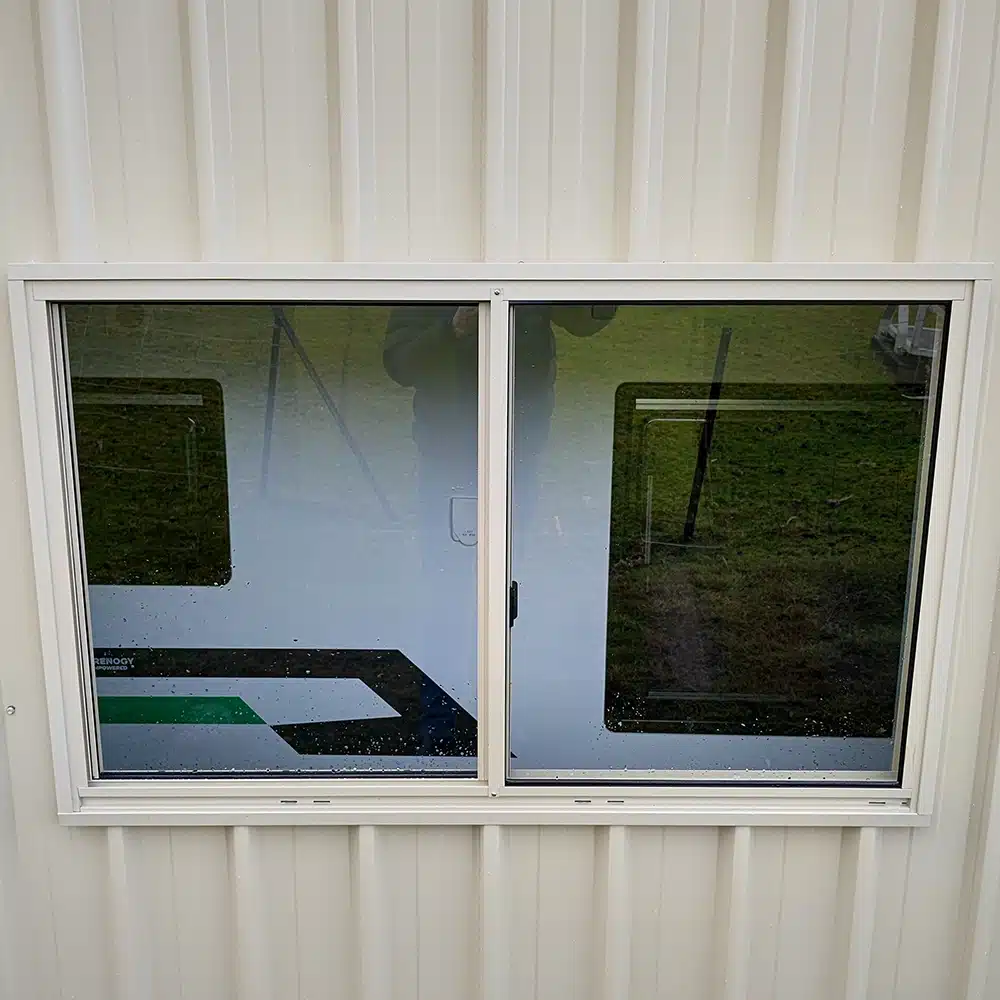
[67,781,925,827]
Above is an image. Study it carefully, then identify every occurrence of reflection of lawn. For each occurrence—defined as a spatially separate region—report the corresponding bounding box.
[605,383,928,738]
[555,303,890,385]
[548,303,894,485]
[72,376,232,586]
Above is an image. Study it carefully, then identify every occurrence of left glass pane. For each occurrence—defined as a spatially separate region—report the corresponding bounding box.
[63,303,479,775]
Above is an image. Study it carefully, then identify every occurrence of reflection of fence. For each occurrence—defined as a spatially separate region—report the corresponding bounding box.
[876,303,943,359]
[873,303,943,383]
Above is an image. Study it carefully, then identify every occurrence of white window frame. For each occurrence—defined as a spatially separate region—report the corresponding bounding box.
[7,262,992,827]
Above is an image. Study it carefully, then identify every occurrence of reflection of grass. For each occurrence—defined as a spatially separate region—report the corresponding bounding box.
[548,303,893,488]
[72,376,232,586]
[605,384,927,738]
[556,303,890,385]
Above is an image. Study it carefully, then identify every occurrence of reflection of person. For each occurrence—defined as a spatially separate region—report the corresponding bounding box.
[383,304,615,752]
[384,304,616,511]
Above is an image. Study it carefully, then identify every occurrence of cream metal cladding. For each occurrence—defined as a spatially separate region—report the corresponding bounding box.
[1,2,1000,999]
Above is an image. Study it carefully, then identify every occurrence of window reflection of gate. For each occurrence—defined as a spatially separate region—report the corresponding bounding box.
[873,303,944,383]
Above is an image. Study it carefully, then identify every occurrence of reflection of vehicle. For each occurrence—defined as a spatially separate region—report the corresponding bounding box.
[872,303,944,383]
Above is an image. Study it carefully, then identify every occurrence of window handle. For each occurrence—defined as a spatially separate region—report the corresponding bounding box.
[509,580,519,627]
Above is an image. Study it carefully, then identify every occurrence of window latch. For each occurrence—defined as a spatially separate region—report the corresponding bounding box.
[509,580,519,627]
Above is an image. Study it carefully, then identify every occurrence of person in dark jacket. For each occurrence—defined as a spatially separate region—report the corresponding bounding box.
[382,303,615,755]
[384,303,615,520]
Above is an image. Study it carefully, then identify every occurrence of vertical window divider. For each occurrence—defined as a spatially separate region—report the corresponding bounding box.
[481,292,511,794]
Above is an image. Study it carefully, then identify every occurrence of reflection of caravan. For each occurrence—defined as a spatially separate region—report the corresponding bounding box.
[69,303,479,774]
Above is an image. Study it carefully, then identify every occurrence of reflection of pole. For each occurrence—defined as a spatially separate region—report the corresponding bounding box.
[260,318,282,494]
[683,326,732,542]
[644,475,654,564]
[265,306,397,521]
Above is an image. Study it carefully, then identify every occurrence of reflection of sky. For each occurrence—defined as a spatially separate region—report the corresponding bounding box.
[67,303,916,775]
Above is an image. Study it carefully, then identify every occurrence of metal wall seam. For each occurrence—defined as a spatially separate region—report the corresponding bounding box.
[479,825,508,1000]
[355,824,389,1000]
[917,0,968,260]
[107,826,154,1000]
[406,0,481,260]
[289,828,355,998]
[833,827,881,1000]
[359,0,408,259]
[596,825,631,1000]
[773,0,850,260]
[917,1,1000,260]
[772,0,817,260]
[188,0,236,260]
[691,0,769,261]
[508,0,554,260]
[415,828,480,998]
[484,0,520,260]
[774,0,917,261]
[712,826,752,1000]
[338,0,366,259]
[259,0,334,260]
[76,0,130,258]
[109,0,198,259]
[171,830,234,997]
[37,0,98,260]
[627,0,671,260]
[745,829,787,997]
[230,825,272,1000]
[831,1,917,260]
[546,0,619,260]
[192,0,270,260]
[771,830,844,997]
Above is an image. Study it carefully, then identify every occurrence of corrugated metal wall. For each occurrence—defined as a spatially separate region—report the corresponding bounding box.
[2,1,1000,998]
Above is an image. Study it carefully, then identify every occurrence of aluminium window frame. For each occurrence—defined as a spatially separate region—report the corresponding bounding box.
[6,262,992,827]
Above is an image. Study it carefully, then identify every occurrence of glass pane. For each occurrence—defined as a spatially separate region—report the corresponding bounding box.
[508,303,945,778]
[65,303,479,775]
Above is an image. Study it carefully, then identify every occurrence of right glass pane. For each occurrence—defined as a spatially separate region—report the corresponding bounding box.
[508,302,946,779]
